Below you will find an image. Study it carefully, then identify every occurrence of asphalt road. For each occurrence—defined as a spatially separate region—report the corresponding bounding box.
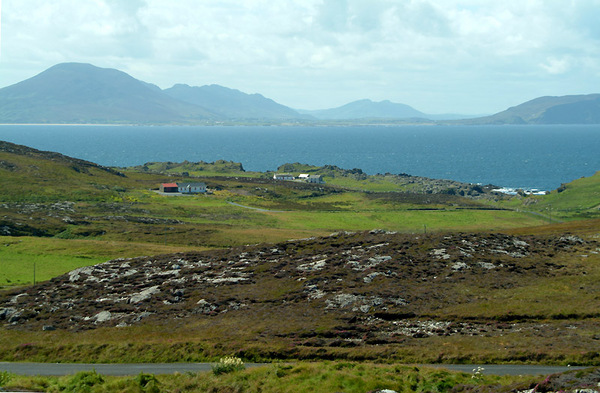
[0,362,587,376]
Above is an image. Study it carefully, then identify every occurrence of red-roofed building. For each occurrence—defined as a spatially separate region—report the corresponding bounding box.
[160,183,179,193]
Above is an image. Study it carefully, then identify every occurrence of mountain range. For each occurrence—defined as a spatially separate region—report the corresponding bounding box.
[0,62,598,124]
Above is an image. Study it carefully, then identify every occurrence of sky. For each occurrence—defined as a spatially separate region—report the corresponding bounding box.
[0,0,599,114]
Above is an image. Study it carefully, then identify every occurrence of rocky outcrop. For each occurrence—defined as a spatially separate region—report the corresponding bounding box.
[0,231,597,339]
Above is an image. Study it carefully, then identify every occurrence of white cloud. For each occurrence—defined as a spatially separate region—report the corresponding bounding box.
[1,0,600,113]
[541,57,571,75]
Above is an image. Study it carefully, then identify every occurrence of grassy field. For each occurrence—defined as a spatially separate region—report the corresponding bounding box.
[0,362,538,393]
[2,141,600,369]
[0,237,199,287]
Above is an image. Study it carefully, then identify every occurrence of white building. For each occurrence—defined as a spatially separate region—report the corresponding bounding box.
[273,173,294,181]
[177,182,207,194]
[306,175,324,184]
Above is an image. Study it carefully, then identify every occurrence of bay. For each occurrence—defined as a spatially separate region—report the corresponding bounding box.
[0,124,599,191]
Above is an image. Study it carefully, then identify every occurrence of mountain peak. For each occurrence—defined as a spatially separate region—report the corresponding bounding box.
[0,63,216,124]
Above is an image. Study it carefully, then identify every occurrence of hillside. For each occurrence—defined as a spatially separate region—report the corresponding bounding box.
[1,229,599,364]
[163,84,306,120]
[0,140,130,200]
[301,99,428,120]
[0,63,217,124]
[1,62,599,124]
[456,94,600,125]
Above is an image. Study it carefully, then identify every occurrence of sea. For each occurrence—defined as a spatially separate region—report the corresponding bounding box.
[1,124,599,192]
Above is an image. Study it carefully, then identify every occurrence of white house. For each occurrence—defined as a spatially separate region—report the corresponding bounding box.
[177,182,207,194]
[273,173,294,181]
[298,174,310,180]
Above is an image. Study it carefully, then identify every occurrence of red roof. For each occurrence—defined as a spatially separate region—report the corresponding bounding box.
[162,183,178,187]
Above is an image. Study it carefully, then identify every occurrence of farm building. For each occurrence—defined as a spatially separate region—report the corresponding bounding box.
[273,173,294,181]
[177,182,207,194]
[160,183,179,193]
[297,174,325,184]
[306,175,324,184]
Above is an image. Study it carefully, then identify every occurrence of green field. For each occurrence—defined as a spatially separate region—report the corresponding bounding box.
[0,237,198,287]
[0,362,539,393]
[2,140,600,371]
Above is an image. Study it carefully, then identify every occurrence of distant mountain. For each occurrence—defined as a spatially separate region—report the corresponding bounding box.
[2,62,598,125]
[300,99,427,120]
[456,94,600,125]
[163,84,306,120]
[0,63,217,124]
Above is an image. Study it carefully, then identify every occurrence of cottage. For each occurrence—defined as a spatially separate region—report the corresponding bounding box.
[273,173,294,181]
[160,183,179,193]
[177,182,207,194]
[307,175,324,184]
[297,174,310,180]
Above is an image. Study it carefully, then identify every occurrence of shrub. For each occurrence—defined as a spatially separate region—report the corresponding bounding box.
[63,370,105,393]
[212,356,245,375]
[0,371,13,387]
[135,372,160,393]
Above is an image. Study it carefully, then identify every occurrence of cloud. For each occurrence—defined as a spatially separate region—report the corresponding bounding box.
[540,57,571,75]
[1,0,600,113]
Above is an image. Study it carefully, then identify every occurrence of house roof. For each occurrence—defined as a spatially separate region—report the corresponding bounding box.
[176,182,206,187]
[161,183,178,187]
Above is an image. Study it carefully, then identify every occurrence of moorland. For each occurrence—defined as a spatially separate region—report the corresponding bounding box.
[1,140,600,392]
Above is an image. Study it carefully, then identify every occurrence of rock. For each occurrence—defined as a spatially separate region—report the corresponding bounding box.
[128,286,160,304]
[297,259,327,271]
[42,325,56,331]
[0,307,17,320]
[363,272,383,283]
[94,311,113,323]
[451,262,469,271]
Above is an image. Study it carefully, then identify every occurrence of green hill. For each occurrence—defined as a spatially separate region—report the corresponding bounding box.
[527,170,600,220]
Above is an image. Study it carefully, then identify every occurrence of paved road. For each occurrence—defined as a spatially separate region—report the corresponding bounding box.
[0,362,587,376]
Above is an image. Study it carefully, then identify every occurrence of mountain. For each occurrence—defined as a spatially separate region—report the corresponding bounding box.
[300,99,428,120]
[457,94,600,125]
[163,84,306,120]
[0,63,216,124]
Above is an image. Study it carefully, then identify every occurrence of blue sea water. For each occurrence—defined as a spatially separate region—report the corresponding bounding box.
[0,124,599,191]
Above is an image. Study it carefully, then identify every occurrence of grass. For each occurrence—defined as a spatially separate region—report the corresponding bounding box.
[2,141,600,367]
[0,237,199,288]
[501,170,600,221]
[273,209,546,232]
[0,362,535,393]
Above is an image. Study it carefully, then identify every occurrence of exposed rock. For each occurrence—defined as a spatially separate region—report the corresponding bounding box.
[0,230,595,334]
[128,286,161,304]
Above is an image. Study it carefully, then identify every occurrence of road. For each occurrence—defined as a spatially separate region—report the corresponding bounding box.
[227,201,285,212]
[0,362,587,376]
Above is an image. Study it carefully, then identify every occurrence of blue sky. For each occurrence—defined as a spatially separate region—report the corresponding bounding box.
[1,0,599,114]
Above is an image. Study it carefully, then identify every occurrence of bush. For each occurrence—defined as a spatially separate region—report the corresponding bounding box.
[0,371,13,387]
[212,356,245,375]
[63,370,105,393]
[135,372,160,393]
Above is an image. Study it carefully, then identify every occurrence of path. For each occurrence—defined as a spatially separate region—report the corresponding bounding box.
[227,201,286,212]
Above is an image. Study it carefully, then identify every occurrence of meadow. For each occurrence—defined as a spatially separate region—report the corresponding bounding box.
[0,362,538,393]
[1,141,600,377]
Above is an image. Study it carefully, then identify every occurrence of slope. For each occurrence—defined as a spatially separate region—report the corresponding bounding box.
[163,84,306,120]
[302,99,428,120]
[1,230,599,364]
[0,63,217,124]
[457,94,600,125]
